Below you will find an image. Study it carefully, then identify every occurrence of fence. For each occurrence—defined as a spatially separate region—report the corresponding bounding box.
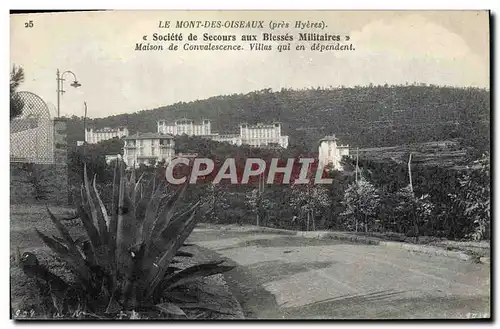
[10,92,69,205]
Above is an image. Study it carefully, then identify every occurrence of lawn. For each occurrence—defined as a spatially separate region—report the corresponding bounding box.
[10,204,84,316]
[10,204,84,252]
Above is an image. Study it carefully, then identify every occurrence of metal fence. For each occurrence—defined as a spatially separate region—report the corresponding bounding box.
[10,91,55,164]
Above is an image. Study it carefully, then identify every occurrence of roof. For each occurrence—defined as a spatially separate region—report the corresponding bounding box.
[124,132,174,140]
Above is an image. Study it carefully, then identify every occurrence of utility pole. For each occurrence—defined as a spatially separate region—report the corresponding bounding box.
[83,101,88,157]
[56,69,61,118]
[355,147,359,183]
[354,147,360,232]
[257,172,265,226]
[408,152,419,242]
[408,153,413,193]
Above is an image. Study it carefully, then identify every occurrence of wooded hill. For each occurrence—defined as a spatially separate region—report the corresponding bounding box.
[66,85,490,153]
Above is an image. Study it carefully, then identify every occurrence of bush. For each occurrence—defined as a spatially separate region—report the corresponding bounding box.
[16,160,235,319]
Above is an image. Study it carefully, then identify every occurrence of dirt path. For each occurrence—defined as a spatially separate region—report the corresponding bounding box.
[188,228,491,319]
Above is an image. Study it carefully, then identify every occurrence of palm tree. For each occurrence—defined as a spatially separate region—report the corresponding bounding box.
[10,65,25,120]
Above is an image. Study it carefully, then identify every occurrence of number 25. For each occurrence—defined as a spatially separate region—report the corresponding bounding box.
[25,20,33,28]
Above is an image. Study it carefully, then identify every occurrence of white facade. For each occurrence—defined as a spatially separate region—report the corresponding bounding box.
[318,135,349,170]
[85,126,129,144]
[157,119,211,136]
[123,132,175,168]
[156,118,289,149]
[239,123,289,148]
[208,134,242,146]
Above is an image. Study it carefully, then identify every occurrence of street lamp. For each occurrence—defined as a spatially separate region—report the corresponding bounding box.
[56,69,81,117]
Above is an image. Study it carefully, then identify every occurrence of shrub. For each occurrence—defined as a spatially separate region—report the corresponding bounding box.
[340,175,380,232]
[17,160,235,319]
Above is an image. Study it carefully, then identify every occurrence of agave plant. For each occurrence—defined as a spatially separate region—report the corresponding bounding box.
[20,160,234,318]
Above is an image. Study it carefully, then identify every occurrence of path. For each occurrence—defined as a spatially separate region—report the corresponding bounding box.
[188,227,490,319]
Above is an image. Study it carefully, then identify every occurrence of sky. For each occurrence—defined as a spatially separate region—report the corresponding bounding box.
[10,10,490,118]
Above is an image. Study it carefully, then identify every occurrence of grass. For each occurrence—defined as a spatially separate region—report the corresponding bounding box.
[10,204,83,317]
[10,247,75,316]
[10,204,84,251]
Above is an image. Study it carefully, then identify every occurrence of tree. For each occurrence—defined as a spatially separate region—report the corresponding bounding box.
[340,175,380,232]
[10,65,25,120]
[394,185,434,240]
[289,184,330,231]
[245,188,260,226]
[449,153,490,240]
[202,183,231,223]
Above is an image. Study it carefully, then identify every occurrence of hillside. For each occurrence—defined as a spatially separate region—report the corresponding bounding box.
[66,85,490,152]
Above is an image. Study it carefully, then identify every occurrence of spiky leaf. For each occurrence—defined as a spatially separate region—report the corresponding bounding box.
[35,229,90,281]
[83,164,101,232]
[141,183,168,242]
[77,205,101,252]
[143,207,200,299]
[141,202,200,277]
[175,251,194,258]
[92,175,110,234]
[46,207,80,257]
[115,169,142,278]
[175,303,236,316]
[149,183,190,240]
[155,303,186,317]
[108,160,121,282]
[162,261,235,291]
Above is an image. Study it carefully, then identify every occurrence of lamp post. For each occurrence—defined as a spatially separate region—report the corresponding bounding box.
[56,69,81,117]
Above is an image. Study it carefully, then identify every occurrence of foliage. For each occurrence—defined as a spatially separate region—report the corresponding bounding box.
[18,160,234,318]
[27,167,50,202]
[340,175,380,232]
[67,138,126,203]
[245,189,262,226]
[201,184,231,223]
[355,153,490,240]
[289,184,330,231]
[10,65,25,120]
[393,185,434,237]
[449,153,490,240]
[64,85,489,153]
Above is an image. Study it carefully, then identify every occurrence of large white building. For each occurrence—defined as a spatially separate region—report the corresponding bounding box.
[157,119,212,136]
[209,133,242,146]
[85,126,129,144]
[123,132,175,168]
[156,118,289,149]
[239,123,289,148]
[318,135,350,170]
